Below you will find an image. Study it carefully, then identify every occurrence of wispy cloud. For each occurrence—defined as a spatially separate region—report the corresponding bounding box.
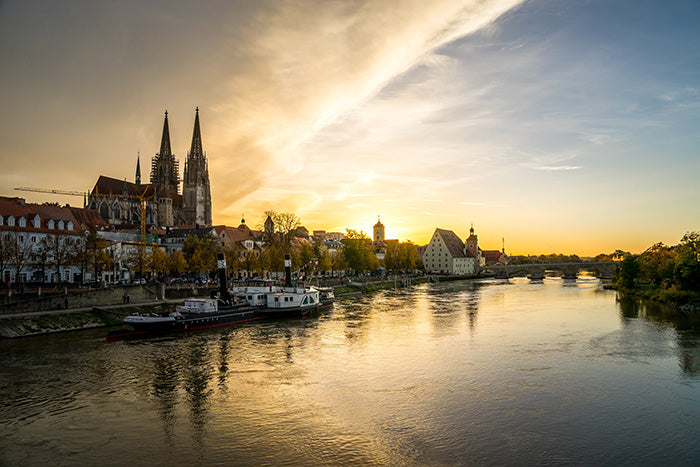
[534,165,581,171]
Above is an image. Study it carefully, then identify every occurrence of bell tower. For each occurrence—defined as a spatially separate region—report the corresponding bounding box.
[373,216,385,243]
[182,107,213,225]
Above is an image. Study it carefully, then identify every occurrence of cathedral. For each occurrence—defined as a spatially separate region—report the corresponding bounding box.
[87,109,212,228]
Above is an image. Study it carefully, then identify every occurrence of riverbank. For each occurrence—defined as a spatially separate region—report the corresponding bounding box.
[0,276,437,338]
[605,282,700,314]
[0,302,180,338]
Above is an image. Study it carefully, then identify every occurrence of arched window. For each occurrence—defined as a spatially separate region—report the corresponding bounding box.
[8,216,16,227]
[58,220,64,230]
[99,202,109,220]
[48,220,55,229]
[19,217,26,228]
[67,221,73,231]
[33,215,41,228]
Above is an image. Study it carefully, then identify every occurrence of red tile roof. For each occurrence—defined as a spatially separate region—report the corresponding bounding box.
[435,228,466,258]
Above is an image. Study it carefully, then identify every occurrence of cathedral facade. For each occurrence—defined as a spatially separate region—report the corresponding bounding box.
[87,109,212,228]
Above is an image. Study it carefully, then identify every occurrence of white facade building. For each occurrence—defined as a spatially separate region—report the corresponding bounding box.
[0,197,90,284]
[422,228,480,275]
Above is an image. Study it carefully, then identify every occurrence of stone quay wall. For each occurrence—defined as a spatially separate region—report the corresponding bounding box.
[0,284,217,314]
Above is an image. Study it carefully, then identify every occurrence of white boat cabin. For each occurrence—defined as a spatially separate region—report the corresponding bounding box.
[266,287,319,310]
[176,298,219,314]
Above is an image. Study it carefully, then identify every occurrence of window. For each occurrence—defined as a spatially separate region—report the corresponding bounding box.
[58,220,64,230]
[33,215,41,228]
[19,217,26,227]
[48,220,54,229]
[31,236,37,243]
[67,221,73,231]
[8,216,15,227]
[0,215,3,226]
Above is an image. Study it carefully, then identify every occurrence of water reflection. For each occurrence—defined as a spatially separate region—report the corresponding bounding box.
[616,293,700,378]
[2,282,700,465]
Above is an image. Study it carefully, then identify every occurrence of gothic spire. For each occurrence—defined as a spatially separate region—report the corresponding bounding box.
[189,107,204,159]
[159,110,172,157]
[135,151,141,185]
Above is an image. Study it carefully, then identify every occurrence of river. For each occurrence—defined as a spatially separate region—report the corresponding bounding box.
[1,278,699,465]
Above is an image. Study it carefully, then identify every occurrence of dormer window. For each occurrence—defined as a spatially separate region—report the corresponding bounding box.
[33,215,41,229]
[0,215,3,226]
[48,220,55,229]
[7,216,15,227]
[67,221,73,231]
[58,220,64,230]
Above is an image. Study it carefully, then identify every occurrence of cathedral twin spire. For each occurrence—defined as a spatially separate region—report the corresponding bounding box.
[147,108,212,225]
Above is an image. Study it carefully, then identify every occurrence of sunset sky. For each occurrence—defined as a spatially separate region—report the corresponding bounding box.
[1,0,698,256]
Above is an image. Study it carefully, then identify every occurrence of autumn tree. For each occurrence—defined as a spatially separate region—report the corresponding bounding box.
[183,234,218,277]
[170,250,188,275]
[149,248,171,279]
[343,229,379,274]
[128,244,149,278]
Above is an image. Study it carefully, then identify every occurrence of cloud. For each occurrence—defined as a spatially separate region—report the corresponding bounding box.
[534,166,582,171]
[0,0,524,225]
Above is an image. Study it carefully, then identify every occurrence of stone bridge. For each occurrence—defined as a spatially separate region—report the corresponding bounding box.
[481,262,619,280]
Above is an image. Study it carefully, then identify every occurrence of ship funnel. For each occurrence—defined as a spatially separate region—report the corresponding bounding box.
[285,254,292,287]
[217,252,231,302]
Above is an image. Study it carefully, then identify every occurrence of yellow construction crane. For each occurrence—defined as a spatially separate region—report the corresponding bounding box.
[14,186,153,244]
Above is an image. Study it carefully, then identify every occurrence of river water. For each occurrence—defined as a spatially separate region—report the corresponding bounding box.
[2,278,700,466]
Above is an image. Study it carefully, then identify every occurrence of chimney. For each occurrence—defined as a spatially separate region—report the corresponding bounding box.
[284,254,292,287]
[217,252,231,302]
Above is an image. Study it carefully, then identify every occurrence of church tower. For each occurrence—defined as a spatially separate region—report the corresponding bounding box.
[373,216,385,243]
[182,107,212,226]
[135,152,141,186]
[150,111,180,194]
[151,111,180,226]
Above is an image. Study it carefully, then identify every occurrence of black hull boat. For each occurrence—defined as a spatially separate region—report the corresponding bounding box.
[107,299,267,339]
[108,253,335,340]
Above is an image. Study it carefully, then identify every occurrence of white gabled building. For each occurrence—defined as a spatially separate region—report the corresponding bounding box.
[422,227,482,275]
[0,196,103,284]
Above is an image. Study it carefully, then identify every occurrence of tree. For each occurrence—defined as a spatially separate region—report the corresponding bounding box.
[170,250,188,275]
[183,234,218,276]
[30,236,51,282]
[343,229,379,273]
[85,234,112,282]
[149,248,171,279]
[242,249,259,278]
[46,233,78,284]
[617,255,640,289]
[0,233,12,282]
[128,245,148,279]
[8,232,33,284]
[673,231,700,291]
[260,210,301,244]
[638,242,675,286]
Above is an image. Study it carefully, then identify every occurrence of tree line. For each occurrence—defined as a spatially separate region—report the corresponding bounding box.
[0,211,423,286]
[616,232,700,293]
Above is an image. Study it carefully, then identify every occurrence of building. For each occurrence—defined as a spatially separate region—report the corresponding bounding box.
[0,196,106,284]
[372,216,398,260]
[422,226,483,275]
[482,249,510,266]
[87,109,212,229]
